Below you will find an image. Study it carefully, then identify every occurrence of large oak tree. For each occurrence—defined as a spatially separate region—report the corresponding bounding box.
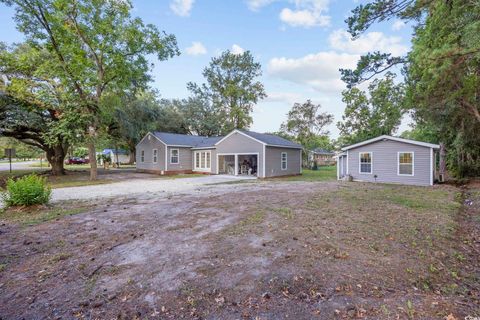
[1,0,179,179]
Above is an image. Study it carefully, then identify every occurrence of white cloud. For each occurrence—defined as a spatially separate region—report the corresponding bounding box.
[328,29,409,56]
[265,92,303,104]
[246,0,276,11]
[170,0,195,17]
[231,44,245,55]
[268,51,359,93]
[185,41,207,55]
[392,19,406,31]
[279,8,330,28]
[279,0,330,28]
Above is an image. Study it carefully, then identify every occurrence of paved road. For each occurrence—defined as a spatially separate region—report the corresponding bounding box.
[51,175,256,203]
[0,160,41,171]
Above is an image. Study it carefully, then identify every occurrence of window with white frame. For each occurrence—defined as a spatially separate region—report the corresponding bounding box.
[359,152,372,174]
[140,150,145,162]
[170,149,179,164]
[398,152,414,176]
[194,151,211,170]
[152,149,158,163]
[281,152,287,170]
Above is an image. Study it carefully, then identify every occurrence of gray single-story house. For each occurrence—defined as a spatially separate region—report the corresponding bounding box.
[136,129,302,178]
[337,135,440,186]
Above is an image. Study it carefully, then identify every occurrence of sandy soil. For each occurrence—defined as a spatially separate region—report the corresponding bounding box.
[0,181,478,319]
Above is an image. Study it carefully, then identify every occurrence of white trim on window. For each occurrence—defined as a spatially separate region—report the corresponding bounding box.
[194,150,211,171]
[152,149,158,163]
[358,152,372,174]
[140,150,145,163]
[397,151,414,176]
[281,152,287,170]
[170,148,179,164]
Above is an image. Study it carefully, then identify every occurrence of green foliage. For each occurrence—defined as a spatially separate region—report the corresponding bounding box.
[73,147,88,158]
[2,174,51,207]
[177,96,225,136]
[337,72,405,145]
[97,153,111,163]
[344,0,480,178]
[1,0,179,178]
[187,50,266,134]
[312,161,319,171]
[280,100,333,160]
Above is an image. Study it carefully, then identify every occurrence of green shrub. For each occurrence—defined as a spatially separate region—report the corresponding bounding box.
[2,174,51,207]
[312,161,319,171]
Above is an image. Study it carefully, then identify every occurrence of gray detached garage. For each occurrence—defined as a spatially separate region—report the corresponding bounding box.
[337,135,440,186]
[136,129,302,178]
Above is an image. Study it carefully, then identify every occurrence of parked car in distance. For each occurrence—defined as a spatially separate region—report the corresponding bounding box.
[65,157,90,165]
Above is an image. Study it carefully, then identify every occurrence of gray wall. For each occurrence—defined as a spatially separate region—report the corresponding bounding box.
[136,133,166,171]
[215,132,264,177]
[265,146,301,177]
[347,140,433,186]
[166,146,193,171]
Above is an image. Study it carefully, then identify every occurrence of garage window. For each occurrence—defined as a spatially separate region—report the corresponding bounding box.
[281,152,287,170]
[359,152,372,174]
[398,152,414,176]
[153,149,158,163]
[141,150,145,163]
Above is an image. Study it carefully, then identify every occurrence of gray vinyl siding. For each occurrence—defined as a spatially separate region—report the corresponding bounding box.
[136,133,166,171]
[264,147,301,177]
[347,140,433,186]
[166,146,193,171]
[215,131,264,177]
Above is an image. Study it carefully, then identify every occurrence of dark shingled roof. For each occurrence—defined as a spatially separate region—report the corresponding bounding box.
[152,130,302,149]
[239,130,302,149]
[312,148,335,155]
[153,132,221,148]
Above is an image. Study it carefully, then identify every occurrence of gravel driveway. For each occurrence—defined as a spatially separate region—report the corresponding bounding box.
[51,175,255,203]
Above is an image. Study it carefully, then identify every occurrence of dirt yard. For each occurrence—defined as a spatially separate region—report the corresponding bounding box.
[0,180,479,319]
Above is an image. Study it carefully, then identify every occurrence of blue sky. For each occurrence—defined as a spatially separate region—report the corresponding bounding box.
[0,0,412,137]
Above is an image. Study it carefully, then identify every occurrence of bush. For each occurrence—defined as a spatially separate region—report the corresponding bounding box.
[2,174,51,207]
[312,161,318,171]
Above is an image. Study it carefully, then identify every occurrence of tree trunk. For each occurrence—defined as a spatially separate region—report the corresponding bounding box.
[439,142,446,181]
[46,145,67,176]
[88,126,98,180]
[128,148,136,164]
[88,140,97,180]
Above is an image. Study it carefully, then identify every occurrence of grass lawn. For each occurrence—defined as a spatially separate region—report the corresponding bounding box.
[1,179,477,319]
[277,166,337,181]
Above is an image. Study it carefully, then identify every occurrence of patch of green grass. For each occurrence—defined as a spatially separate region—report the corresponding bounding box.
[273,207,294,219]
[48,252,73,264]
[225,210,266,235]
[276,167,337,182]
[0,205,89,226]
[48,178,112,189]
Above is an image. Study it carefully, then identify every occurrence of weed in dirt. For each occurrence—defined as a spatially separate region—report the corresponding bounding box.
[224,210,265,235]
[48,252,72,264]
[273,207,294,219]
[0,263,6,272]
[0,204,89,226]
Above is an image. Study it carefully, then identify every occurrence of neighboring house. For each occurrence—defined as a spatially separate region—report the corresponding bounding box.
[337,135,439,186]
[100,149,130,165]
[136,129,302,178]
[309,148,335,166]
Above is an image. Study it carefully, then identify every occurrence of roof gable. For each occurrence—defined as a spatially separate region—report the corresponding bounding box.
[341,135,440,151]
[215,129,302,149]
